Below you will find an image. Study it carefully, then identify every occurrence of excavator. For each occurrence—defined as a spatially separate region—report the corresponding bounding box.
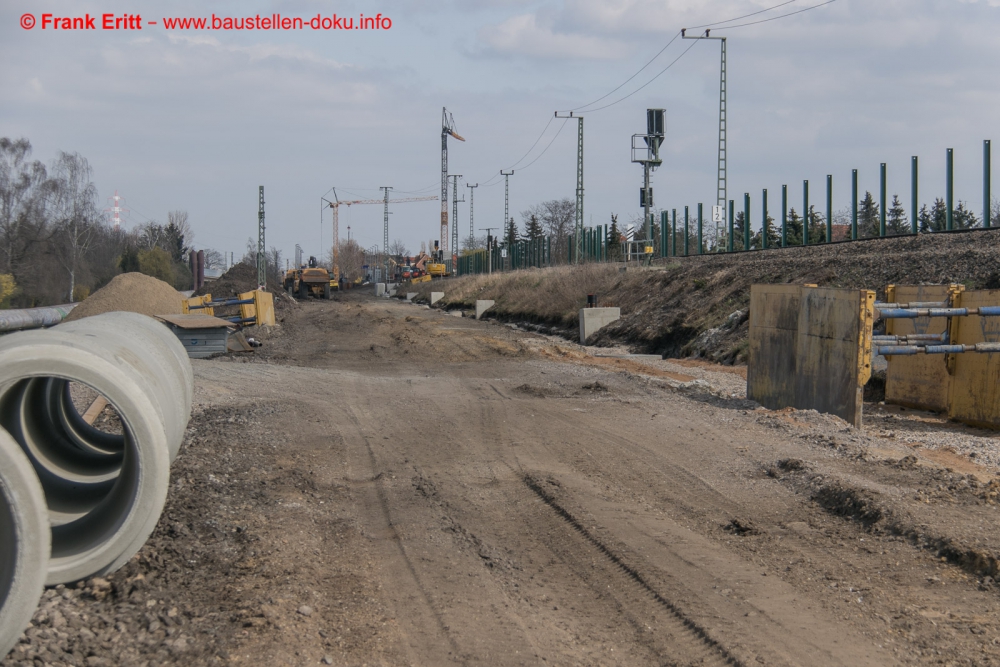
[426,241,449,278]
[283,256,337,299]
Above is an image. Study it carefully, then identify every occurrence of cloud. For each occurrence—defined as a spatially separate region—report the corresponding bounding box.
[477,12,624,59]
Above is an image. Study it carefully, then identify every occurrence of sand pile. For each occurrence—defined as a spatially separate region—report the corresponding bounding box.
[65,272,184,321]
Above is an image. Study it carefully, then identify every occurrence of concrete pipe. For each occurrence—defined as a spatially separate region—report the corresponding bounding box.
[57,313,193,461]
[58,313,193,423]
[0,428,50,658]
[0,329,172,585]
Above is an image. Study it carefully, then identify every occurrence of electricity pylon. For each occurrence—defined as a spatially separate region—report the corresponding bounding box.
[467,183,478,246]
[554,112,583,263]
[683,29,727,243]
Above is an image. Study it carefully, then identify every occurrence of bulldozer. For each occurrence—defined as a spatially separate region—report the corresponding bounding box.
[283,256,337,299]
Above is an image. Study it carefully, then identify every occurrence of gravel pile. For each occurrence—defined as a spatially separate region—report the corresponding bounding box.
[64,273,183,321]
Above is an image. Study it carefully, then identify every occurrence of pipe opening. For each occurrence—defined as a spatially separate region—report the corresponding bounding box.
[0,375,140,561]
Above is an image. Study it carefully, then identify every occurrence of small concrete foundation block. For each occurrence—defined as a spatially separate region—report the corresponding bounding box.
[406,292,417,302]
[475,300,495,320]
[376,283,386,297]
[579,307,621,344]
[430,292,444,305]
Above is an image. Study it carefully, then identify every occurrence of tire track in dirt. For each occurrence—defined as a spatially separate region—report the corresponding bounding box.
[337,401,467,666]
[523,474,742,666]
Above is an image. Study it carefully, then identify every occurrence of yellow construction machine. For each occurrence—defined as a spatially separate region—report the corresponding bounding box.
[283,256,337,299]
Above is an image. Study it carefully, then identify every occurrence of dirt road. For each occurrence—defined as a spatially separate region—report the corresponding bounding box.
[7,292,1000,666]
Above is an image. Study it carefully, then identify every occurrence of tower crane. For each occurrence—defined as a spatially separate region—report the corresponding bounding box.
[441,108,465,271]
[325,190,438,276]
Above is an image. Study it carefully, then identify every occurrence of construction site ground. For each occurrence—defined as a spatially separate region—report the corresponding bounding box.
[8,291,1000,667]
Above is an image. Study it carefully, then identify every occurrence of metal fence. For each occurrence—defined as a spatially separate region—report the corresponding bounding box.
[455,141,995,276]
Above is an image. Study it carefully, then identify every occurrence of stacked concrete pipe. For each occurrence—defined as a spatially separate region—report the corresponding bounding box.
[0,312,192,658]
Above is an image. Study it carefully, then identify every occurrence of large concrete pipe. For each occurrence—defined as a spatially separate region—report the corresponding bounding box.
[0,428,50,658]
[57,313,193,461]
[0,327,174,585]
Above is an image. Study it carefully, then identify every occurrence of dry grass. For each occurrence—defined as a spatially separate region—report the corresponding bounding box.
[406,229,1000,361]
[409,263,622,327]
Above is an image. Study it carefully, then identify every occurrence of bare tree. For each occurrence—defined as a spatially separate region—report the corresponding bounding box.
[522,198,575,263]
[50,152,99,301]
[202,248,226,270]
[167,210,193,246]
[330,239,364,282]
[0,138,49,278]
[387,238,409,258]
[136,221,166,250]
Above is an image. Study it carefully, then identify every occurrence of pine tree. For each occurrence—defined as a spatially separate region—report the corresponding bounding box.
[785,208,804,246]
[524,214,544,240]
[608,214,623,260]
[918,204,933,233]
[929,198,948,232]
[858,191,880,237]
[753,215,780,249]
[608,213,624,261]
[887,194,908,235]
[732,212,746,251]
[953,201,979,230]
[504,216,519,248]
[807,205,827,244]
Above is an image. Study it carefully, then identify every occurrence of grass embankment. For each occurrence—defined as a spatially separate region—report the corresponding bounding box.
[406,230,1000,364]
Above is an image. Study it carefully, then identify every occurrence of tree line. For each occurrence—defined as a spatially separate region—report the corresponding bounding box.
[1,137,200,308]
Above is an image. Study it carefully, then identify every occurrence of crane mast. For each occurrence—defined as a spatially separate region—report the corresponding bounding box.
[441,107,465,271]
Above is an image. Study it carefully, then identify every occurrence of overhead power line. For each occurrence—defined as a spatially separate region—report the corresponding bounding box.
[474,0,837,187]
[690,0,801,29]
[708,0,838,31]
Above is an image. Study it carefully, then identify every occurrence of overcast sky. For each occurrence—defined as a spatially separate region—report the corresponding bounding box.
[2,0,998,262]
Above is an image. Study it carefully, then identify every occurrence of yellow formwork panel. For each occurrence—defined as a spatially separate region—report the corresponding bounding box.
[948,289,1000,428]
[254,290,275,326]
[182,294,214,316]
[236,290,275,326]
[748,285,875,428]
[883,285,957,412]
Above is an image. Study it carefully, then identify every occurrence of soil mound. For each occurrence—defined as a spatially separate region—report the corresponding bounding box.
[65,272,183,321]
[408,228,1000,364]
[196,263,293,311]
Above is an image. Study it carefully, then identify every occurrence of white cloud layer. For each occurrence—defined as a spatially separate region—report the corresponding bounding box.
[0,0,997,259]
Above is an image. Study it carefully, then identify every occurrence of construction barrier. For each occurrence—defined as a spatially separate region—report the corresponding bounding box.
[182,289,275,326]
[882,285,1000,428]
[747,285,875,428]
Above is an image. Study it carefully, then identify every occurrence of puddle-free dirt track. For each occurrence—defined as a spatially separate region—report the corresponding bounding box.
[7,291,1000,667]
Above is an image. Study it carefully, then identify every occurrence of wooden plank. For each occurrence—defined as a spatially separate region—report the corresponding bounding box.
[157,313,233,329]
[82,395,109,425]
[883,285,954,411]
[948,289,1000,428]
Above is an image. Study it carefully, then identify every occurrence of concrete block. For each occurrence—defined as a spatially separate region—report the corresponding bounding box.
[475,300,495,320]
[579,307,621,344]
[430,292,444,305]
[406,292,417,302]
[375,283,386,297]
